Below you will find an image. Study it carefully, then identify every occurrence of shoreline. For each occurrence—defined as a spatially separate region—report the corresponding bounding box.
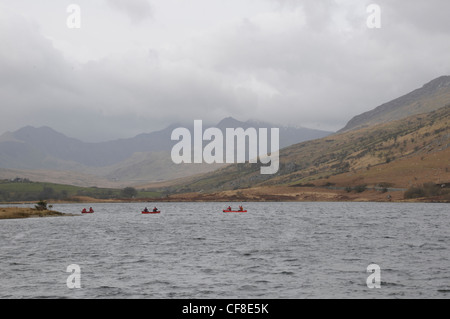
[0,207,75,220]
[0,196,450,206]
[147,186,450,204]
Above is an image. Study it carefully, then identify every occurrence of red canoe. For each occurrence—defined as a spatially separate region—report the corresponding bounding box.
[223,210,247,213]
[82,211,94,214]
[142,211,161,214]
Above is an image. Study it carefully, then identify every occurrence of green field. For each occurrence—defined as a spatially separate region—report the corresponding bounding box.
[0,180,161,202]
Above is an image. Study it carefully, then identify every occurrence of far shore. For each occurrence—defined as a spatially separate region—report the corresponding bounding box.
[0,207,74,220]
[1,186,448,206]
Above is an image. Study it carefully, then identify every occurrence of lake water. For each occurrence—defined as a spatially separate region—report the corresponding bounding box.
[0,202,449,299]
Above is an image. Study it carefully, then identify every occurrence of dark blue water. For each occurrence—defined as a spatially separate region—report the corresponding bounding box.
[0,202,449,298]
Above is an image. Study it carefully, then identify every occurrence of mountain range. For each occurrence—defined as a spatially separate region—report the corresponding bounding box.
[143,76,450,199]
[162,104,448,194]
[0,118,331,186]
[1,75,449,194]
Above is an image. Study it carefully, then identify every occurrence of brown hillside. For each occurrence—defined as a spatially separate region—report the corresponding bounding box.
[154,105,449,197]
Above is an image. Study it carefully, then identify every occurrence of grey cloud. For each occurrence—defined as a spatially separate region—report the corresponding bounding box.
[1,1,450,141]
[0,9,252,141]
[380,0,450,34]
[186,0,450,129]
[106,0,152,24]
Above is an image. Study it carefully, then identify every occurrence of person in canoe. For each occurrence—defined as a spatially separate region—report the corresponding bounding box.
[82,208,87,213]
[153,207,158,212]
[238,206,244,212]
[89,207,94,213]
[143,207,149,213]
[227,206,232,211]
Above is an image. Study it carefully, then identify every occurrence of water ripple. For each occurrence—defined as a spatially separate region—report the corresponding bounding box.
[0,202,449,298]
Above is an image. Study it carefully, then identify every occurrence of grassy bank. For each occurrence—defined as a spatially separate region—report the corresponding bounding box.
[0,180,161,203]
[0,207,72,220]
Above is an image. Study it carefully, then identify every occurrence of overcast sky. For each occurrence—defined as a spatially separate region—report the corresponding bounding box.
[1,0,450,142]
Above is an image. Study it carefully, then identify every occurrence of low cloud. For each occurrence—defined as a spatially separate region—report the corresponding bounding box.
[1,1,450,141]
[106,0,152,24]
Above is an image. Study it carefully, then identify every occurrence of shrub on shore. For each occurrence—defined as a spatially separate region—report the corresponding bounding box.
[345,184,368,193]
[35,200,48,211]
[404,183,449,199]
